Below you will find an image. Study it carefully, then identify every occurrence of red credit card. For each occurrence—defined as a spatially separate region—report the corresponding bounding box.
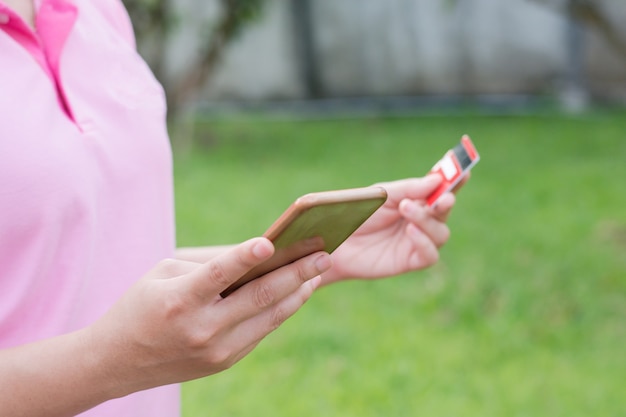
[426,135,480,207]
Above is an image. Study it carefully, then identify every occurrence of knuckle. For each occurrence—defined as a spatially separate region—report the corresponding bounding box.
[183,325,220,351]
[183,329,210,351]
[161,289,187,320]
[269,306,287,331]
[159,293,216,350]
[295,261,315,285]
[156,258,183,276]
[207,260,231,288]
[253,282,275,308]
[203,346,234,369]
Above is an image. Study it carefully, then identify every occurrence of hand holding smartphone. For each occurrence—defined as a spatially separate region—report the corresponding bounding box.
[221,135,480,297]
[220,186,388,297]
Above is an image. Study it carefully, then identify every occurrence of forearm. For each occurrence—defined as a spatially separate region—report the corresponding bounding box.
[0,327,125,417]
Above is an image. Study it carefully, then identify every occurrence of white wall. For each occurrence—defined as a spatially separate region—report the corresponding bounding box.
[312,0,567,95]
[164,0,626,101]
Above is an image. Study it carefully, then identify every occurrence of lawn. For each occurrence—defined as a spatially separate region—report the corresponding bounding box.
[173,110,626,417]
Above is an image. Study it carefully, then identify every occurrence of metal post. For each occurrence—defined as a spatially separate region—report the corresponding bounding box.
[290,0,324,98]
[561,8,589,112]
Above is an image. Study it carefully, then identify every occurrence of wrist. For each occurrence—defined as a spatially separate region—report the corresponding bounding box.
[78,324,135,400]
[0,326,132,417]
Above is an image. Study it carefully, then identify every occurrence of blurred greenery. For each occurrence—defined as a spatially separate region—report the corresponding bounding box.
[174,110,626,417]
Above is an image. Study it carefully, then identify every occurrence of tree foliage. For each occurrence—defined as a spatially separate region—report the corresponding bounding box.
[525,0,626,61]
[443,0,626,61]
[122,0,265,118]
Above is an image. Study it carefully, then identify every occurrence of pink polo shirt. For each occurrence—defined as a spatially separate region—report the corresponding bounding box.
[0,0,179,415]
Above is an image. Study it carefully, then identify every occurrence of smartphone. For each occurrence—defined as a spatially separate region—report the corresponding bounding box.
[426,135,480,207]
[220,186,388,297]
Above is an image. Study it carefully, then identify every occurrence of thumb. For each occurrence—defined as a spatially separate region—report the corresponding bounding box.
[381,175,443,203]
[180,237,275,303]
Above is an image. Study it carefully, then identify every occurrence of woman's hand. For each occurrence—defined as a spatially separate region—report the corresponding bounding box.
[88,237,332,398]
[0,238,332,417]
[321,174,467,284]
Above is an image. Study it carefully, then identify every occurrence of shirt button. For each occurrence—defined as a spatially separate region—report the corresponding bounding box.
[0,13,10,24]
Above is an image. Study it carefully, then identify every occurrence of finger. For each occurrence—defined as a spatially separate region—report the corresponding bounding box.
[219,252,331,321]
[451,172,471,194]
[220,275,322,352]
[405,223,440,269]
[400,199,451,247]
[181,237,275,303]
[377,175,442,203]
[431,192,456,223]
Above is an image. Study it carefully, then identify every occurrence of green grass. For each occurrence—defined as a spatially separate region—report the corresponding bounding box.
[174,111,626,417]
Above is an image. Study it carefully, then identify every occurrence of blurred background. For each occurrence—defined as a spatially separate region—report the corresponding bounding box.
[123,0,625,416]
[126,0,626,122]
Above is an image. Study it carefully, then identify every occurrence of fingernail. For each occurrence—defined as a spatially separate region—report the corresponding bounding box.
[314,253,332,273]
[252,240,273,259]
